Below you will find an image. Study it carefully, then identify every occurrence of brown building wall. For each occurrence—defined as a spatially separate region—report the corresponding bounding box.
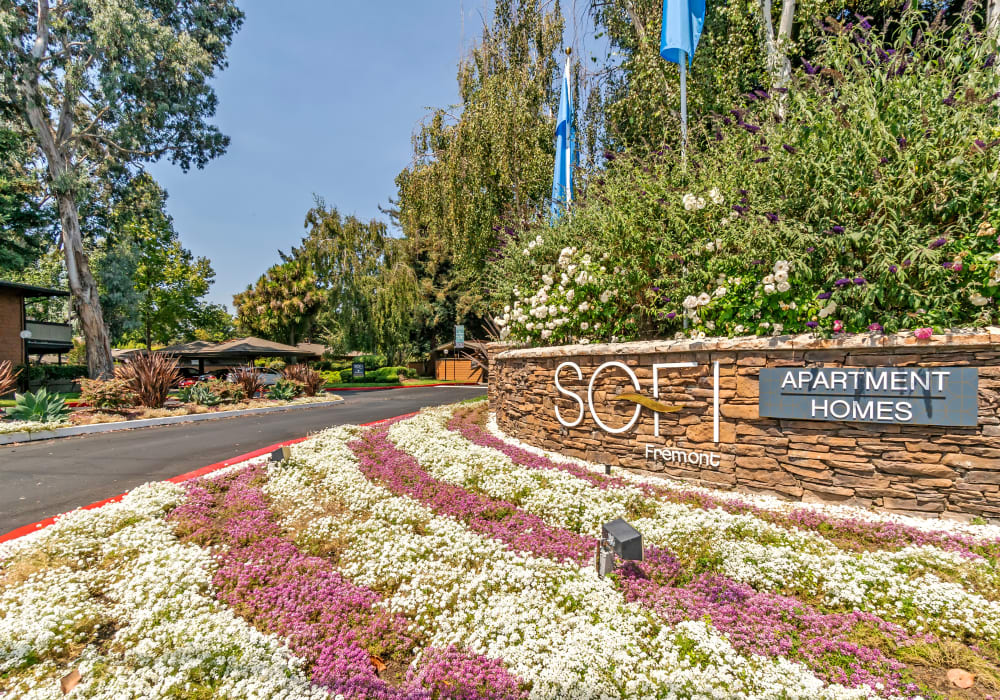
[0,289,24,368]
[489,331,1000,523]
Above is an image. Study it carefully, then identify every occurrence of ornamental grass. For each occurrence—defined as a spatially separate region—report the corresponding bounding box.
[113,352,179,408]
[0,361,18,397]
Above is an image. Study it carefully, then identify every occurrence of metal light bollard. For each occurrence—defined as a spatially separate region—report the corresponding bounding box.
[596,518,643,577]
[269,445,292,463]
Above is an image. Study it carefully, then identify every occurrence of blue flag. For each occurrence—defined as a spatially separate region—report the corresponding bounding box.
[551,60,573,220]
[660,0,706,66]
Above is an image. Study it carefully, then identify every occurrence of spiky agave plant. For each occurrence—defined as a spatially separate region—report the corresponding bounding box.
[114,353,180,408]
[0,361,19,397]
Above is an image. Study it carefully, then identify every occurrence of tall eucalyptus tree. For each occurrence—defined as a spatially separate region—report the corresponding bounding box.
[0,0,243,377]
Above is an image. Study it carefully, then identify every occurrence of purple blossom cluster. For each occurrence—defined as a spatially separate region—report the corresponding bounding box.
[447,409,1000,560]
[349,427,594,564]
[616,549,926,696]
[170,465,527,700]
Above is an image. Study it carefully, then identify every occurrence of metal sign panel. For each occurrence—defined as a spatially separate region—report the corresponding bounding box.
[352,362,365,378]
[455,324,465,349]
[758,367,978,427]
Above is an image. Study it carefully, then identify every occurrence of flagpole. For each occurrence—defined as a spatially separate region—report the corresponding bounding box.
[565,48,572,210]
[679,50,687,163]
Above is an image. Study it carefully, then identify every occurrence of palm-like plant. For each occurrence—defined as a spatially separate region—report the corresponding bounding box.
[283,364,322,396]
[0,361,19,397]
[114,353,179,408]
[230,365,264,399]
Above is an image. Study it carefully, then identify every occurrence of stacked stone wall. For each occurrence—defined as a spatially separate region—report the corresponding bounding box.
[488,331,1000,522]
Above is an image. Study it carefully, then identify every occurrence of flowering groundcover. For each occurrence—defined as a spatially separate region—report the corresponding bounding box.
[2,398,1000,698]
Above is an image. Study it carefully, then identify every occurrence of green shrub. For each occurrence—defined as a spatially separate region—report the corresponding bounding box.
[205,380,245,403]
[488,11,1000,341]
[338,368,355,383]
[5,388,70,423]
[267,379,303,400]
[16,364,88,384]
[371,366,409,383]
[356,354,386,370]
[79,378,136,410]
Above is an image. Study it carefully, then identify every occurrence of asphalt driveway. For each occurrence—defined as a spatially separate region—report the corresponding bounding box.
[0,385,485,535]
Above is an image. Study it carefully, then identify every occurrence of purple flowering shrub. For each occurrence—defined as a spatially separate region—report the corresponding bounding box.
[616,550,927,695]
[169,464,527,700]
[487,9,1000,340]
[349,426,595,564]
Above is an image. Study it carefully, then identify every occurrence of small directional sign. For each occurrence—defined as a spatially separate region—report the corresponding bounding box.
[455,324,465,349]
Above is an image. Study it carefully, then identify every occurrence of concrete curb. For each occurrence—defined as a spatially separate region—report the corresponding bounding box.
[0,398,345,446]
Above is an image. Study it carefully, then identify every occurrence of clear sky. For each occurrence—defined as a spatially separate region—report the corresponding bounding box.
[148,2,482,309]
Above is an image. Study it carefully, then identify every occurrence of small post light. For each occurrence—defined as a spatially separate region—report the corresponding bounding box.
[269,445,292,463]
[596,518,643,577]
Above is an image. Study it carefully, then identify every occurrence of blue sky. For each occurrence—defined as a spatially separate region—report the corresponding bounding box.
[148,2,481,308]
[149,1,599,310]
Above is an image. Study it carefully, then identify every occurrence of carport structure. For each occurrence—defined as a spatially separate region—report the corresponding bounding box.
[146,337,321,374]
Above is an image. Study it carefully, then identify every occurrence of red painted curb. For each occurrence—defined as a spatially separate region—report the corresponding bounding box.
[0,410,421,544]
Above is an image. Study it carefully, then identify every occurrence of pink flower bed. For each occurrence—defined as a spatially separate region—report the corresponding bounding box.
[169,465,527,700]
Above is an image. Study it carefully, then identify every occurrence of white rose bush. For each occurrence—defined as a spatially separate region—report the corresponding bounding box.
[4,398,1000,698]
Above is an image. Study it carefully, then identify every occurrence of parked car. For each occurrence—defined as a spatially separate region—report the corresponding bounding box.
[225,368,283,386]
[178,373,216,388]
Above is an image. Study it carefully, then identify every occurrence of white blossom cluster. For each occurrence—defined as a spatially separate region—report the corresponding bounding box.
[761,259,792,295]
[265,426,865,699]
[0,482,331,699]
[682,188,724,211]
[495,246,619,343]
[390,407,1000,641]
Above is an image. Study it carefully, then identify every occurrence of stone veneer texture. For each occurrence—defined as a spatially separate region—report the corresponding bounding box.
[487,330,1000,522]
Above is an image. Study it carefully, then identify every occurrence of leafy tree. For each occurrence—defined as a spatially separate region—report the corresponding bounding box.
[236,200,419,359]
[189,304,235,343]
[234,257,323,346]
[393,0,564,349]
[1,0,243,377]
[0,124,52,273]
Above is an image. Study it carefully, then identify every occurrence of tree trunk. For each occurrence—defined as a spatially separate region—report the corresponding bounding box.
[56,191,115,378]
[760,0,795,112]
[989,0,1000,38]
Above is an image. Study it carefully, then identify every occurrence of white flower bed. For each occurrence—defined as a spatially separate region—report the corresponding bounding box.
[485,412,1000,543]
[0,419,70,435]
[0,483,327,699]
[389,407,1000,640]
[267,428,863,699]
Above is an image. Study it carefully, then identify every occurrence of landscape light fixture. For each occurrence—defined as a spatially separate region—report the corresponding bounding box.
[19,330,32,339]
[596,518,643,576]
[269,445,292,463]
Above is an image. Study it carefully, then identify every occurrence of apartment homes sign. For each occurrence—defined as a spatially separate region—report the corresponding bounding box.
[759,367,979,427]
[553,362,978,455]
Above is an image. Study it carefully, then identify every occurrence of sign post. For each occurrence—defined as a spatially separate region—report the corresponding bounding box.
[352,361,365,380]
